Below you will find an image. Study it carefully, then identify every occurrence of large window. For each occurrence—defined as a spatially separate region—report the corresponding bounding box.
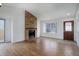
[0,20,4,42]
[43,22,57,33]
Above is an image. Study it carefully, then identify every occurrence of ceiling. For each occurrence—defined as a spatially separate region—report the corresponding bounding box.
[2,3,78,18]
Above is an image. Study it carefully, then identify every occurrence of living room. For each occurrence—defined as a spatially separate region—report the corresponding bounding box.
[0,3,79,56]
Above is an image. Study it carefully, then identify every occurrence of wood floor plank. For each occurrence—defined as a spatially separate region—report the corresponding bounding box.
[0,37,79,56]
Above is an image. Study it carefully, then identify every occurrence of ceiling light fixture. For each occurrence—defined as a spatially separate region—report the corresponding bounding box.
[66,13,70,16]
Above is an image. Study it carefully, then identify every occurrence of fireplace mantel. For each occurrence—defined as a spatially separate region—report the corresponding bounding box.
[25,28,37,29]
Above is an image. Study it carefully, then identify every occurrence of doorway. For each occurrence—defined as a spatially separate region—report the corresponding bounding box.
[64,21,74,41]
[0,19,5,43]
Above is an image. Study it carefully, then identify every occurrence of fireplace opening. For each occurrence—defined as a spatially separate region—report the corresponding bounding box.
[29,29,35,39]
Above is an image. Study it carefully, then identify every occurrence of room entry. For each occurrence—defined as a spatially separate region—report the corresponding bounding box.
[64,21,74,41]
[0,19,5,42]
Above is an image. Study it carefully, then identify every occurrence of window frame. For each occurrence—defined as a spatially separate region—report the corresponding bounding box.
[42,20,57,34]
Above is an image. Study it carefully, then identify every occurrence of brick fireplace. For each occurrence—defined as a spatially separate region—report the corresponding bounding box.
[25,11,37,41]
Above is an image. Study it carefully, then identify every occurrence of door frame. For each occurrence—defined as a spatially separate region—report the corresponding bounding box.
[0,19,5,43]
[63,21,74,41]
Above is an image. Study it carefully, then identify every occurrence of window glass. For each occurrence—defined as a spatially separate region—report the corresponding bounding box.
[44,22,57,33]
[65,22,72,31]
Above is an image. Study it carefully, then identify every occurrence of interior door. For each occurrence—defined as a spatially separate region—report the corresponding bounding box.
[0,20,4,42]
[64,21,74,41]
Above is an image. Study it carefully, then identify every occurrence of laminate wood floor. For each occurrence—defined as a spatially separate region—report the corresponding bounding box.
[0,37,79,56]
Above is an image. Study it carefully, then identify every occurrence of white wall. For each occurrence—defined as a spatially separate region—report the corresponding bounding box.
[39,16,75,40]
[0,5,25,43]
[75,6,79,46]
[11,8,25,43]
[37,18,41,37]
